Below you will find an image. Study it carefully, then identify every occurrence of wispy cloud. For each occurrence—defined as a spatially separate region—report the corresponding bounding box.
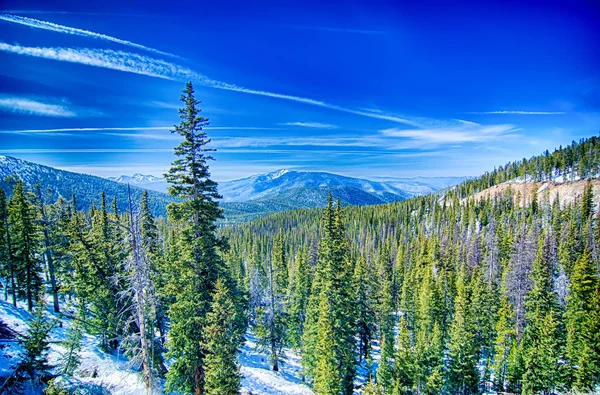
[0,148,172,154]
[465,110,566,115]
[0,126,171,134]
[380,122,519,145]
[282,122,338,129]
[288,25,385,35]
[0,96,76,117]
[0,125,283,134]
[0,42,421,127]
[0,14,177,58]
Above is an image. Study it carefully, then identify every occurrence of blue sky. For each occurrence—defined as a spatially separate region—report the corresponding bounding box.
[0,0,598,181]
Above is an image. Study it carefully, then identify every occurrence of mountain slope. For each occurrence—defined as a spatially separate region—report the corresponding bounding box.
[217,169,411,203]
[107,173,169,193]
[0,156,175,217]
[0,156,464,223]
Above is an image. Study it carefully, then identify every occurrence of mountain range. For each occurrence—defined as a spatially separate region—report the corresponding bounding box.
[0,156,175,217]
[107,169,466,201]
[0,156,466,222]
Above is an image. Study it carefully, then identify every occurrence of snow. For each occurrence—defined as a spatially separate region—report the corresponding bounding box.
[0,300,148,394]
[1,299,316,395]
[239,334,313,395]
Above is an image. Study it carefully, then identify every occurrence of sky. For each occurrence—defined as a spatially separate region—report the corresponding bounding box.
[0,0,599,181]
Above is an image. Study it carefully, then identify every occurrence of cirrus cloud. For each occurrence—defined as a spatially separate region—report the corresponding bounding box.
[0,96,76,117]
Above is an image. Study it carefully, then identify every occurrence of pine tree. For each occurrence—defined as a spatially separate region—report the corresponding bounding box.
[447,267,478,395]
[565,248,599,390]
[493,296,516,391]
[34,185,60,313]
[287,248,311,350]
[58,324,83,376]
[21,298,55,382]
[255,232,287,371]
[575,278,600,391]
[0,188,17,306]
[377,332,394,393]
[8,180,42,311]
[393,316,415,394]
[313,291,340,395]
[521,233,564,395]
[164,82,229,395]
[203,279,242,395]
[354,254,375,362]
[506,339,525,393]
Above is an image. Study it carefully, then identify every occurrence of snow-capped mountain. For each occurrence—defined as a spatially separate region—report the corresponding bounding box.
[0,157,467,223]
[107,173,169,193]
[217,169,465,203]
[107,173,163,184]
[0,156,174,217]
[217,169,410,203]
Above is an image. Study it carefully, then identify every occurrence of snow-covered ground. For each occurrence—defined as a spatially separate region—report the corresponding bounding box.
[0,300,148,394]
[239,334,313,395]
[0,299,316,394]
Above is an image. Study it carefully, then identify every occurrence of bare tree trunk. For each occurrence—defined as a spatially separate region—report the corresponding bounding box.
[127,185,152,394]
[269,257,279,372]
[2,201,16,307]
[37,187,60,313]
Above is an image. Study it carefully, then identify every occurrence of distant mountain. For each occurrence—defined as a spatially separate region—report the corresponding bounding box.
[0,156,175,217]
[0,157,466,223]
[370,176,470,196]
[107,173,169,193]
[217,169,411,203]
[106,169,467,222]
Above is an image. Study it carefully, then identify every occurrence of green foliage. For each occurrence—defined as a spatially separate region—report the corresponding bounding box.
[313,292,340,395]
[447,267,478,395]
[8,180,42,311]
[163,82,235,395]
[286,248,311,350]
[58,324,83,376]
[203,278,242,395]
[566,249,600,390]
[521,233,565,395]
[22,299,56,381]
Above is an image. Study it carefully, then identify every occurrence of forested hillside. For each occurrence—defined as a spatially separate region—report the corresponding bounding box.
[223,135,600,394]
[0,156,175,217]
[0,82,598,395]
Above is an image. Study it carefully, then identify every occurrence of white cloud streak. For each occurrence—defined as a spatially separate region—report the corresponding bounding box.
[282,122,338,129]
[0,96,75,117]
[380,123,519,145]
[0,13,178,58]
[466,110,566,115]
[0,42,421,127]
[0,126,285,134]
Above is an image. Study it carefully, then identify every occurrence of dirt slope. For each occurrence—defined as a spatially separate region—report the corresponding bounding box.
[463,179,600,208]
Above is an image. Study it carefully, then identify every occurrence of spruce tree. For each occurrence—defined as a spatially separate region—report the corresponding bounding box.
[393,316,415,394]
[493,296,516,391]
[0,188,17,306]
[521,233,564,395]
[354,254,375,362]
[203,279,242,395]
[565,249,599,390]
[58,324,83,376]
[21,298,55,382]
[164,82,229,394]
[8,180,42,311]
[313,291,339,395]
[447,267,478,395]
[287,248,311,350]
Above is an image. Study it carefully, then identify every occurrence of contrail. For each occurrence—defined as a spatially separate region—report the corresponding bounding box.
[0,42,422,127]
[0,13,178,58]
